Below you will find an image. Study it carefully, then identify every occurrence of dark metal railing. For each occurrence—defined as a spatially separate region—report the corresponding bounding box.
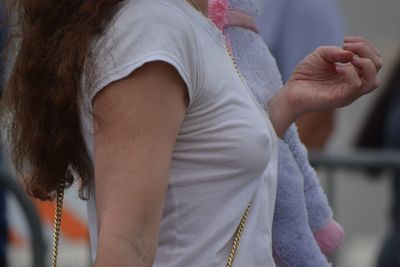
[309,149,400,209]
[309,149,400,266]
[0,169,46,267]
[310,150,400,171]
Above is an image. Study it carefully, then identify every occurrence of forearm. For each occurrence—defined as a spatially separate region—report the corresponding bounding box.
[267,85,297,138]
[94,230,157,267]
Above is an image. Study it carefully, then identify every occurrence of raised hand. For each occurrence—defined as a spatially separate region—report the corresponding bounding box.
[268,36,382,137]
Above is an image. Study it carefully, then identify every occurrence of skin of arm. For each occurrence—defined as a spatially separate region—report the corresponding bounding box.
[268,37,382,137]
[92,61,188,267]
[89,23,381,265]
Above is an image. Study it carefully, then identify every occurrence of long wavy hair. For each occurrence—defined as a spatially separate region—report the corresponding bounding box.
[0,0,123,200]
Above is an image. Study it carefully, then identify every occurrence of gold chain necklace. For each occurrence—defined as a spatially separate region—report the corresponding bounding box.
[226,204,251,267]
[51,179,66,267]
[185,1,252,266]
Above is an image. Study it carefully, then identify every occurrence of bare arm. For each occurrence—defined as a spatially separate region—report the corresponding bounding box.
[92,61,188,267]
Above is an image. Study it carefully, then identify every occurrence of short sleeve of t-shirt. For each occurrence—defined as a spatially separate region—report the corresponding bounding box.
[87,0,200,106]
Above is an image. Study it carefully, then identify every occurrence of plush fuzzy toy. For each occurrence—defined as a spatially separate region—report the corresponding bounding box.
[209,0,344,266]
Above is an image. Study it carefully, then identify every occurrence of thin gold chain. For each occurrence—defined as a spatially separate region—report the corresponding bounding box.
[226,46,245,82]
[51,179,66,267]
[184,1,252,264]
[224,35,252,267]
[226,204,251,267]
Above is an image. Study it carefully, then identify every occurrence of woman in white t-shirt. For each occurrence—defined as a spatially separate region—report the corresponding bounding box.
[1,0,381,266]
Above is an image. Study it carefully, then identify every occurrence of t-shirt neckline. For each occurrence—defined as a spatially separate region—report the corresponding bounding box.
[161,0,227,47]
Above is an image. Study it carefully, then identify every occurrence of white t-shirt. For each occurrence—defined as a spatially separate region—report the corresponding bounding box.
[80,0,278,266]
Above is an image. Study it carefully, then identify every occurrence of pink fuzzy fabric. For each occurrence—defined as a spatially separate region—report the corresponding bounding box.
[208,0,228,30]
[314,220,345,256]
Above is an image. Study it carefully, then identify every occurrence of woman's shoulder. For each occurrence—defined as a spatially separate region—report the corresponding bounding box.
[93,0,200,65]
[87,0,202,105]
[113,0,195,33]
[95,0,199,59]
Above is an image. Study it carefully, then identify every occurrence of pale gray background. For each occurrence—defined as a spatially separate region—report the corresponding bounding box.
[326,0,400,266]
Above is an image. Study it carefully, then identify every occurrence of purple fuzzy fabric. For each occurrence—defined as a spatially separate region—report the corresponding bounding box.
[222,0,335,265]
[273,139,329,266]
[284,125,333,231]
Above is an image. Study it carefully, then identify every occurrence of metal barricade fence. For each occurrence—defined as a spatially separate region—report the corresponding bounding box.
[0,169,46,267]
[309,149,400,265]
[309,150,400,209]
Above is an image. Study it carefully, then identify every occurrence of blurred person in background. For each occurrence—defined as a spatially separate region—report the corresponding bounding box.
[258,0,344,149]
[356,52,400,267]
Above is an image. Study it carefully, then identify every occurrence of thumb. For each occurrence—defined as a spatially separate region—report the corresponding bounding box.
[317,46,354,64]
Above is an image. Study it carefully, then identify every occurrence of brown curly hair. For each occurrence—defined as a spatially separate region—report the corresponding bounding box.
[0,0,123,200]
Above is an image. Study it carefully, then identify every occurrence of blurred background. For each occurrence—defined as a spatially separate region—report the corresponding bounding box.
[322,0,400,266]
[1,0,400,266]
